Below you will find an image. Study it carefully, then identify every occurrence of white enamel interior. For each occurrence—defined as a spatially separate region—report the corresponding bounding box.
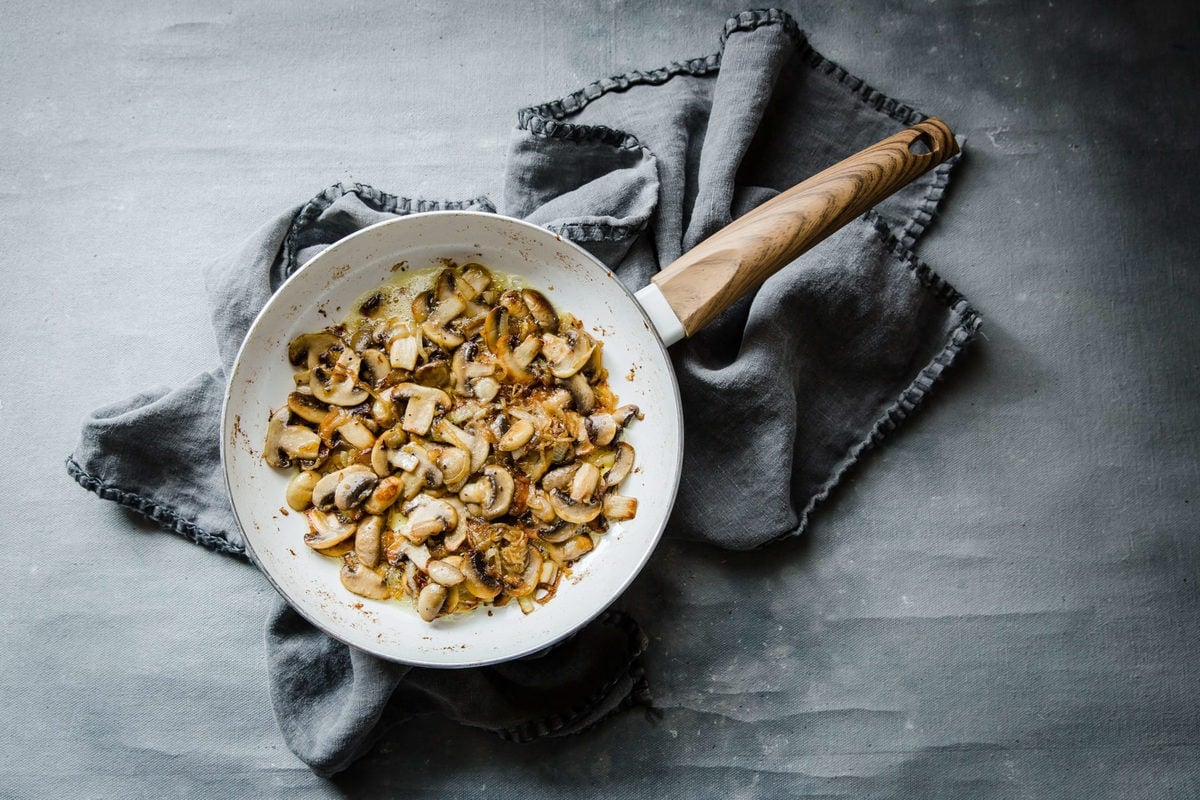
[221,212,683,667]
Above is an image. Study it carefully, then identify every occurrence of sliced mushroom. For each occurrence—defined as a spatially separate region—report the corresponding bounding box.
[421,292,467,350]
[339,554,390,600]
[461,550,502,601]
[402,494,458,544]
[334,465,377,510]
[370,427,408,477]
[473,377,500,402]
[450,342,497,397]
[309,470,337,511]
[432,419,490,473]
[387,321,422,370]
[355,514,384,568]
[570,462,601,503]
[543,463,602,524]
[387,538,431,571]
[416,583,448,622]
[336,417,376,450]
[506,546,543,597]
[526,488,556,522]
[559,373,595,415]
[287,332,340,368]
[556,533,594,562]
[435,445,472,490]
[363,475,403,515]
[497,419,535,452]
[264,408,322,469]
[390,383,451,436]
[535,519,580,544]
[396,443,444,499]
[458,263,493,298]
[287,391,330,424]
[459,465,514,520]
[304,508,357,549]
[359,348,391,388]
[521,289,558,333]
[285,470,321,511]
[602,494,638,521]
[604,441,635,487]
[585,413,619,447]
[541,326,595,379]
[310,342,369,406]
[414,359,451,389]
[442,497,470,552]
[483,306,541,384]
[427,559,465,587]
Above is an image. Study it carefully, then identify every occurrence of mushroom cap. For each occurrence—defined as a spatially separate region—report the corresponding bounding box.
[604,441,635,488]
[339,554,390,600]
[287,332,340,368]
[304,508,358,549]
[542,327,596,379]
[310,344,369,406]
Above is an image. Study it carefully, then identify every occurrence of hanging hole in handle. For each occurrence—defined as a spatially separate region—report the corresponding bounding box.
[908,131,933,155]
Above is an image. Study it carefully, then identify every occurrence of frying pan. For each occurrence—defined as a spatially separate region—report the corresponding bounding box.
[221,119,958,667]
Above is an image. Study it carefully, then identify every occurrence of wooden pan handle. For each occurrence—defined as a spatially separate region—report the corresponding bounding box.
[650,117,959,337]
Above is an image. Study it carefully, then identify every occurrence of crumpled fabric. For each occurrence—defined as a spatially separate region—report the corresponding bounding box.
[67,8,980,777]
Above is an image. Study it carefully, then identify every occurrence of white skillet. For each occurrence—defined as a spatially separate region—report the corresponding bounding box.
[221,119,957,667]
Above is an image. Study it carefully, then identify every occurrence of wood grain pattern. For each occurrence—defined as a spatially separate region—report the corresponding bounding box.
[652,118,959,336]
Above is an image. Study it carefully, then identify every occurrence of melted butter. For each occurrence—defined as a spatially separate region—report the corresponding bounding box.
[342,261,531,329]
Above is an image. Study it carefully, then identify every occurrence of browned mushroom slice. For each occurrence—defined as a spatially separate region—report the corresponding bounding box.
[555,533,594,562]
[310,343,369,406]
[402,494,458,544]
[363,475,403,515]
[483,306,541,384]
[602,494,638,521]
[458,465,514,520]
[359,348,391,389]
[386,320,422,370]
[432,418,489,473]
[459,263,493,298]
[285,470,321,511]
[304,508,358,550]
[414,359,451,389]
[497,419,536,453]
[287,391,330,424]
[434,445,472,490]
[390,383,451,436]
[333,465,378,511]
[506,546,543,597]
[387,537,431,570]
[264,408,322,468]
[416,583,448,622]
[421,291,467,350]
[355,514,384,568]
[570,462,601,503]
[521,289,559,333]
[287,332,340,368]
[339,553,390,600]
[427,559,465,587]
[395,443,444,499]
[542,463,602,524]
[460,550,502,601]
[559,372,595,414]
[534,519,579,544]
[370,427,408,477]
[604,441,635,487]
[541,327,596,379]
[450,343,498,397]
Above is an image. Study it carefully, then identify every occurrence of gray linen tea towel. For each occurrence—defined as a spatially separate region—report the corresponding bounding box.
[67,9,980,776]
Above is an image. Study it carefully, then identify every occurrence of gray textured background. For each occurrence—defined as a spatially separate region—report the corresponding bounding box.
[3,1,1198,797]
